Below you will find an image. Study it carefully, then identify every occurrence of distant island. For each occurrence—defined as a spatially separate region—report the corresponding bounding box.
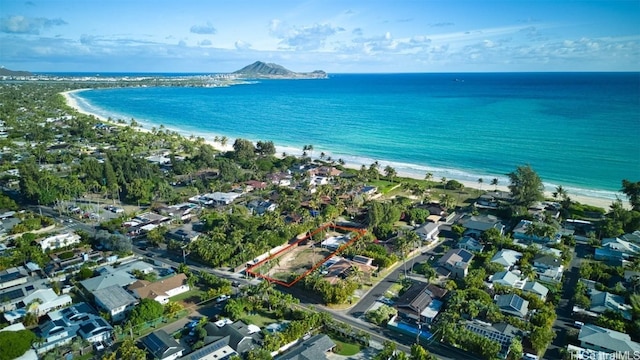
[232,61,327,79]
[0,67,33,77]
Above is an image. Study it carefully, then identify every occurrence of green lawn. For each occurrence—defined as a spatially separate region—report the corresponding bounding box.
[239,311,279,327]
[330,337,362,356]
[170,288,204,303]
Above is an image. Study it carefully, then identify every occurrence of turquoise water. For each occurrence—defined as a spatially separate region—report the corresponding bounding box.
[70,73,640,201]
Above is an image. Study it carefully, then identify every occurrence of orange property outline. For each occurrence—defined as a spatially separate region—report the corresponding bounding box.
[246,224,366,287]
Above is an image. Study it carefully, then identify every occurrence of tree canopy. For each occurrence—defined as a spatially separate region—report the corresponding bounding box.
[507,165,544,207]
[0,330,36,360]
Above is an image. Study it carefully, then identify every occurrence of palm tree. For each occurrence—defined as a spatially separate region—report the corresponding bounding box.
[320,152,325,160]
[220,136,228,147]
[491,178,499,191]
[384,165,397,183]
[396,235,413,279]
[441,177,447,189]
[478,178,484,190]
[554,185,568,201]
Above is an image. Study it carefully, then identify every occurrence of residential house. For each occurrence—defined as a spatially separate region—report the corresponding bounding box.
[38,232,81,252]
[490,249,522,270]
[532,254,564,283]
[33,303,112,354]
[276,334,336,360]
[512,220,561,245]
[19,288,72,317]
[247,200,277,216]
[128,273,190,304]
[589,290,632,320]
[92,285,138,322]
[322,256,377,285]
[621,231,640,244]
[457,236,485,253]
[594,237,640,261]
[458,214,505,239]
[0,267,28,290]
[522,281,549,300]
[437,249,474,279]
[244,180,268,191]
[495,294,529,318]
[578,324,640,353]
[157,202,198,221]
[490,271,525,288]
[166,227,200,243]
[475,194,500,209]
[465,320,521,359]
[309,166,342,178]
[394,282,447,324]
[358,185,378,199]
[414,222,440,242]
[80,260,153,292]
[201,192,242,206]
[201,320,263,356]
[267,172,292,187]
[141,330,185,360]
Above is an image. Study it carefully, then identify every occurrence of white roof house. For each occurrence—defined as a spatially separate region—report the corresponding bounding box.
[39,233,81,251]
[415,222,441,242]
[22,289,72,317]
[490,271,525,289]
[491,249,523,269]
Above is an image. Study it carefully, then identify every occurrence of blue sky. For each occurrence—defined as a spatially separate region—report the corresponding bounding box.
[1,0,639,73]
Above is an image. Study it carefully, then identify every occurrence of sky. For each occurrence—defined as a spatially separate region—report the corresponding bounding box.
[1,0,639,73]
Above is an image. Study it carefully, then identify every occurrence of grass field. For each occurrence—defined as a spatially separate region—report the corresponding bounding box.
[170,287,204,305]
[330,336,362,356]
[239,311,279,328]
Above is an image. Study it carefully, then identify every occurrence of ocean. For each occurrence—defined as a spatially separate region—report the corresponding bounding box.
[69,72,640,201]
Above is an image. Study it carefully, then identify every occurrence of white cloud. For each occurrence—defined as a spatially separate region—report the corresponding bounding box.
[269,21,344,51]
[190,22,216,35]
[199,39,212,46]
[0,15,66,34]
[234,40,251,50]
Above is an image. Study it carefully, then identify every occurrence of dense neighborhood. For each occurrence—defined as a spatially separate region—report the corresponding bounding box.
[0,80,639,360]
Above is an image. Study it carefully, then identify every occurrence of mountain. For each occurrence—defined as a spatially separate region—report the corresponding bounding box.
[232,61,327,79]
[0,67,33,76]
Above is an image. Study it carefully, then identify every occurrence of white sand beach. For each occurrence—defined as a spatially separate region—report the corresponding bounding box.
[61,89,618,210]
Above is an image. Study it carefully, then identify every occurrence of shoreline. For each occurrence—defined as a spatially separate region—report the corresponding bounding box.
[61,89,621,210]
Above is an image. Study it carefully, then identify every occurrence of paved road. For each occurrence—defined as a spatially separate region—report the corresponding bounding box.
[545,244,587,359]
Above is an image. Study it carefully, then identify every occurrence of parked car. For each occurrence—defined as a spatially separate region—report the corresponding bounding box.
[216,295,230,303]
